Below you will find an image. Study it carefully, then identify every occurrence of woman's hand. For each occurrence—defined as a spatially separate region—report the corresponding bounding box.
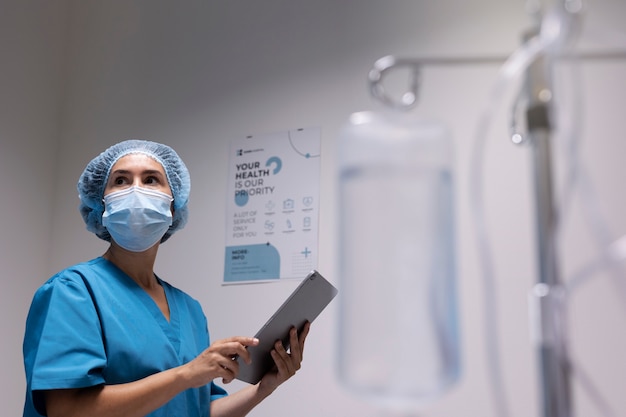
[185,336,259,386]
[258,321,310,394]
[45,336,260,417]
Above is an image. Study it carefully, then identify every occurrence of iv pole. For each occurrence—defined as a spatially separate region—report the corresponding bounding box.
[524,1,579,415]
[524,29,573,417]
[365,1,625,415]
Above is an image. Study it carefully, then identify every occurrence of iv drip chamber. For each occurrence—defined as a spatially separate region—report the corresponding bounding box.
[337,110,460,410]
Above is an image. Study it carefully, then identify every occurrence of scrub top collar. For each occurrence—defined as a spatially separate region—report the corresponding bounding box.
[99,257,182,355]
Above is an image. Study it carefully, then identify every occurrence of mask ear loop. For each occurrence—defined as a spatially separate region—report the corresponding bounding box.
[368,55,422,111]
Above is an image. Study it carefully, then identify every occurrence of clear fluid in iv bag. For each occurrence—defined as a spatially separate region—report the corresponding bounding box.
[337,111,460,410]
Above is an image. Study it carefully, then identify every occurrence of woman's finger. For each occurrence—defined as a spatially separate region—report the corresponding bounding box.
[274,339,297,376]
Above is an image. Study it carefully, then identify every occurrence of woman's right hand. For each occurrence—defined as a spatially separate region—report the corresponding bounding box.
[185,337,259,386]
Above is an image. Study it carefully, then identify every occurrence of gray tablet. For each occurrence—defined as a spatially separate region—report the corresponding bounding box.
[235,270,338,384]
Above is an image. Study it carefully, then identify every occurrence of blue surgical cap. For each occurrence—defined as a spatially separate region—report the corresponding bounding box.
[77,139,191,243]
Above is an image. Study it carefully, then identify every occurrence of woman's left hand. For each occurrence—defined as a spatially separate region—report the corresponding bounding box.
[258,321,310,394]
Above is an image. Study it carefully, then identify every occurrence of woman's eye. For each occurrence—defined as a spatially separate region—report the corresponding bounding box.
[113,177,127,185]
[144,176,159,185]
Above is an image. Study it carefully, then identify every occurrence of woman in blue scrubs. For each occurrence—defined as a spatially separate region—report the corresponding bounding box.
[22,140,310,417]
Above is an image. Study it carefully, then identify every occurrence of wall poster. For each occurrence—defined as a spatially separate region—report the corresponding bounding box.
[223,127,321,284]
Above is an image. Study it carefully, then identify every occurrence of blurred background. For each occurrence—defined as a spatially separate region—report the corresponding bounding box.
[1,1,625,416]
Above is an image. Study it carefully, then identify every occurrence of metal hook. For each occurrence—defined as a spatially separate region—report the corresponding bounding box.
[368,55,421,110]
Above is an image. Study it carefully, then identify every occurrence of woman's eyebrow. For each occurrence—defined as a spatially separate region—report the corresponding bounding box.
[141,169,165,176]
[109,169,164,176]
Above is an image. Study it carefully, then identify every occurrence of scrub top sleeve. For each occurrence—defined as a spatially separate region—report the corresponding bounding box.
[25,273,107,392]
[211,381,228,398]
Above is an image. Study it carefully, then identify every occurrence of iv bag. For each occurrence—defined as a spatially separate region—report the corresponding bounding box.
[337,110,460,410]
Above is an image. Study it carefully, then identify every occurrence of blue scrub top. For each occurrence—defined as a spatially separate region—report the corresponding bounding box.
[23,257,227,417]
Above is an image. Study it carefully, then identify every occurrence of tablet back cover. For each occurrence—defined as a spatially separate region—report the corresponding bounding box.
[236,270,338,384]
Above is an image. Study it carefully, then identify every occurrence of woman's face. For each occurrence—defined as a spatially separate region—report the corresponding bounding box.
[104,153,172,198]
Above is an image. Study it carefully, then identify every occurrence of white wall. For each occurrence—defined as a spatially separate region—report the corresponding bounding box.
[0,1,68,415]
[3,0,626,416]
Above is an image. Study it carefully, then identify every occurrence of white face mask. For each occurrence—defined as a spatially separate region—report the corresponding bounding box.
[102,186,173,252]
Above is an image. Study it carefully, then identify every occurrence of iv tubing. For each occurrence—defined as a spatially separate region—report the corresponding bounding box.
[367,3,626,415]
[554,32,626,303]
[470,3,623,416]
[566,235,626,293]
[468,33,547,417]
